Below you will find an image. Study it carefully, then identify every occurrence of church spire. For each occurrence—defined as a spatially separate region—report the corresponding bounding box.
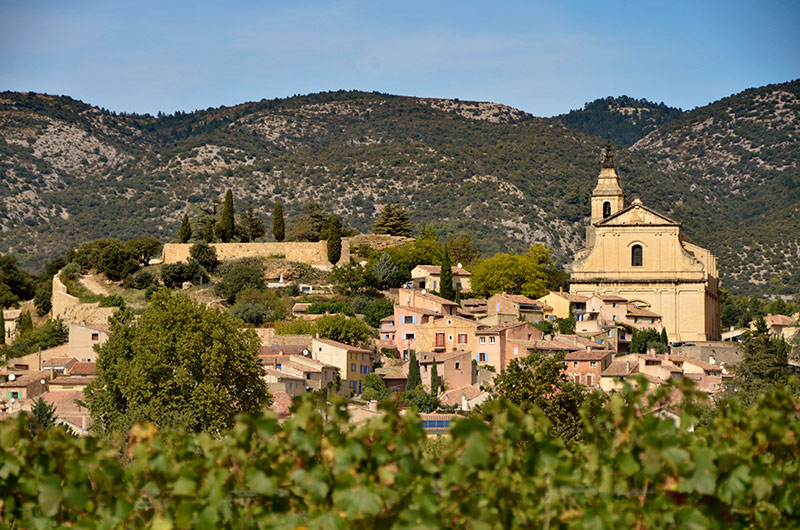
[590,142,626,224]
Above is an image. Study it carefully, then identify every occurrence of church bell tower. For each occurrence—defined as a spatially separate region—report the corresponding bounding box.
[590,142,626,225]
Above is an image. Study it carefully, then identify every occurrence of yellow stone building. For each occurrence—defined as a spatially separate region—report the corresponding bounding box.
[569,148,721,342]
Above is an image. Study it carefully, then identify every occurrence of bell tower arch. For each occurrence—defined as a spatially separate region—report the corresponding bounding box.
[590,142,626,225]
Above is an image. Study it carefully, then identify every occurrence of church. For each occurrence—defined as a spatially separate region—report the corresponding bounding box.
[569,146,721,342]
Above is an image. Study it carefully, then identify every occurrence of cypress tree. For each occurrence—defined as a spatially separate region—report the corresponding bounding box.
[430,358,439,396]
[0,309,5,345]
[218,190,235,243]
[19,310,33,336]
[439,246,455,300]
[406,350,421,391]
[203,219,215,243]
[177,214,192,243]
[660,328,669,346]
[326,216,342,264]
[273,202,285,242]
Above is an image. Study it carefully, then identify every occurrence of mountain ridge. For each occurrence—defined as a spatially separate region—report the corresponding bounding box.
[1,82,798,297]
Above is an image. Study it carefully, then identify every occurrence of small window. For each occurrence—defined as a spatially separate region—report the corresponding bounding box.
[306,373,311,379]
[479,353,487,362]
[590,361,597,367]
[480,337,486,344]
[403,316,414,324]
[455,362,460,370]
[350,363,356,372]
[458,333,467,344]
[603,201,611,218]
[91,333,99,341]
[573,361,578,368]
[489,337,496,344]
[514,347,519,356]
[631,244,643,267]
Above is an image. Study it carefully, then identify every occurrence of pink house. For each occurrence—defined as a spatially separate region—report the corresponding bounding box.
[392,289,460,357]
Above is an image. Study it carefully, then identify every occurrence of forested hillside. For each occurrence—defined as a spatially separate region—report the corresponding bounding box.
[1,82,798,297]
[559,96,682,147]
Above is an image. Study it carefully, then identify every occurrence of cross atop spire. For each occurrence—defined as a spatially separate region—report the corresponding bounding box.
[601,140,614,169]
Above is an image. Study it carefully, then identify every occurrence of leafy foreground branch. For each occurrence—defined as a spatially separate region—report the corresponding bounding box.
[1,382,800,528]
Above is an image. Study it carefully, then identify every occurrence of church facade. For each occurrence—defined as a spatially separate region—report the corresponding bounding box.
[569,149,721,342]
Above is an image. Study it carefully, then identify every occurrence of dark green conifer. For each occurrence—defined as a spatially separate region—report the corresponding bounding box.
[177,214,192,243]
[273,202,285,242]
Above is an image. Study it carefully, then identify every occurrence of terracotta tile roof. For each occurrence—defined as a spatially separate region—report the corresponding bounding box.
[73,323,111,333]
[597,294,628,302]
[461,298,487,307]
[403,289,459,307]
[668,356,722,372]
[1,371,48,387]
[259,344,309,356]
[312,337,372,354]
[42,357,77,368]
[439,385,483,406]
[626,305,662,318]
[375,363,408,378]
[263,367,305,381]
[563,350,613,362]
[546,291,589,303]
[48,376,94,386]
[415,265,472,276]
[766,314,798,327]
[533,339,583,352]
[292,303,311,313]
[418,350,472,363]
[601,361,639,377]
[68,362,96,375]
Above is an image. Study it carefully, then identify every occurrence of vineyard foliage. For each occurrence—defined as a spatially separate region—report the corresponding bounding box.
[1,380,799,528]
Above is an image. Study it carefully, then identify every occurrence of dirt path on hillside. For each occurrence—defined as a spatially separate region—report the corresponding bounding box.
[80,274,111,296]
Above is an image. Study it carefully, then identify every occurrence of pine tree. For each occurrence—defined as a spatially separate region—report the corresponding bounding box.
[18,310,33,336]
[373,204,411,237]
[273,202,285,242]
[243,207,266,241]
[30,397,57,434]
[177,214,192,243]
[326,216,342,264]
[203,219,215,243]
[373,253,400,289]
[218,190,235,243]
[430,358,439,397]
[439,245,455,300]
[406,350,421,391]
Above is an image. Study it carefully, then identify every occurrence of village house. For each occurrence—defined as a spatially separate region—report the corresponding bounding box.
[439,385,490,411]
[261,354,338,393]
[762,314,799,341]
[667,355,724,393]
[68,323,110,363]
[475,321,543,371]
[47,375,94,394]
[410,265,472,293]
[600,353,683,393]
[417,350,476,391]
[311,338,373,395]
[562,350,613,388]
[2,308,21,342]
[42,357,77,377]
[537,291,589,320]
[485,293,550,325]
[1,371,48,402]
[416,314,479,355]
[461,298,488,319]
[263,367,306,397]
[391,289,460,356]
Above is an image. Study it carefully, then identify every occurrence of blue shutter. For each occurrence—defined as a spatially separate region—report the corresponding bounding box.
[412,316,417,324]
[496,303,501,312]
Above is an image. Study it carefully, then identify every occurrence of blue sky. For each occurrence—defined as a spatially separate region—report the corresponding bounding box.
[1,0,798,116]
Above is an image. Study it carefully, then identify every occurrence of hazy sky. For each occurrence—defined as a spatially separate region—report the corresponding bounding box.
[1,0,798,116]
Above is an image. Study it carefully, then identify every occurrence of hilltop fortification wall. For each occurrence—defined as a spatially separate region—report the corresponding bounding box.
[51,273,116,324]
[162,240,350,268]
[51,273,80,319]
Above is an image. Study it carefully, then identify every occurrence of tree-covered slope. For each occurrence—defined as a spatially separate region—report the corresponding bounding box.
[632,79,800,296]
[0,86,797,297]
[559,96,682,147]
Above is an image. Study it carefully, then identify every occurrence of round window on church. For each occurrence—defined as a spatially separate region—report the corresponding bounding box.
[631,244,643,267]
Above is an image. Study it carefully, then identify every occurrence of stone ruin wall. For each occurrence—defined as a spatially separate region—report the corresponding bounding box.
[162,240,351,268]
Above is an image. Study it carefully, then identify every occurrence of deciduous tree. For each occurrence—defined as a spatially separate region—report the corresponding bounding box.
[85,290,270,436]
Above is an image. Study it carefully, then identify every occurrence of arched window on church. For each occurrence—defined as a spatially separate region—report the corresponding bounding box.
[631,244,643,267]
[603,201,611,218]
